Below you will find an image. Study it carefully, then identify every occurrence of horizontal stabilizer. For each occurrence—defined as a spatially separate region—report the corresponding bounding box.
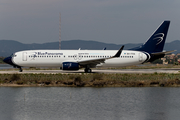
[151,50,176,55]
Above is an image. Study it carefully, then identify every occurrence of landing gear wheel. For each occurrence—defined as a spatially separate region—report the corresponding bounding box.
[84,68,92,73]
[84,68,87,73]
[19,67,23,72]
[88,69,92,73]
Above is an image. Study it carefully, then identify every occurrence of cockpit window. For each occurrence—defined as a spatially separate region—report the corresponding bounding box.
[10,54,14,57]
[11,53,17,57]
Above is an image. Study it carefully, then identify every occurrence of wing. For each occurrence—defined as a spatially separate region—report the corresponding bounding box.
[78,45,124,67]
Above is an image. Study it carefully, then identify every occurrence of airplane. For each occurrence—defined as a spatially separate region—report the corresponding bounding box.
[3,21,174,73]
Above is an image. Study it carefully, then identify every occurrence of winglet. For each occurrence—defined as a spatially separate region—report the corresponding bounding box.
[113,45,124,57]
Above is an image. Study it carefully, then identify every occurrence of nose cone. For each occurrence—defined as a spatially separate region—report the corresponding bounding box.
[3,57,14,65]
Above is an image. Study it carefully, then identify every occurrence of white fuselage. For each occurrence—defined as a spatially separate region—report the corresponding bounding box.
[11,49,148,68]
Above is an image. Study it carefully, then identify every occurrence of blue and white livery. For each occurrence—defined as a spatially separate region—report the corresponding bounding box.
[3,21,173,72]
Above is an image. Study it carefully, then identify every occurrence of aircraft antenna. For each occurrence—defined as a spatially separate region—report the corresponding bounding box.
[59,12,61,49]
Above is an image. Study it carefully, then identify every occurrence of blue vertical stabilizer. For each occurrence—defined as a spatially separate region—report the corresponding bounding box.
[130,21,170,53]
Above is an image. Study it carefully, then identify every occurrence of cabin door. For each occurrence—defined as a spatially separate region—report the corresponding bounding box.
[23,52,27,61]
[139,53,143,62]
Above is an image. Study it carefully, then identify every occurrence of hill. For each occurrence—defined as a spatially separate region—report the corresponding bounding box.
[0,39,179,57]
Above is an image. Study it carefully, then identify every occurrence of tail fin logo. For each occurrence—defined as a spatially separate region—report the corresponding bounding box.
[153,33,164,45]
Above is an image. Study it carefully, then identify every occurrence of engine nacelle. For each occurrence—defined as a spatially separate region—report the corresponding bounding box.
[62,62,79,70]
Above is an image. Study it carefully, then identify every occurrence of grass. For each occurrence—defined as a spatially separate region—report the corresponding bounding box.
[0,57,5,64]
[107,64,178,69]
[1,63,180,71]
[1,73,180,87]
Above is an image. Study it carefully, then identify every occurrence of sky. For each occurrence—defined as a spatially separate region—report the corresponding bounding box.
[0,0,180,44]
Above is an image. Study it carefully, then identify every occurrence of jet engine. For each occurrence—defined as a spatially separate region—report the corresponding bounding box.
[62,62,79,70]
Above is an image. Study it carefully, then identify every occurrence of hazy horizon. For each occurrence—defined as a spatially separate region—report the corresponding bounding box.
[1,0,180,44]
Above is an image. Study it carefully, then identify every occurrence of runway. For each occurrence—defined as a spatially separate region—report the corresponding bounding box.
[0,68,179,74]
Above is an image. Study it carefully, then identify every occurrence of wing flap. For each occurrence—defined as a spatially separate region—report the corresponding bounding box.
[78,58,105,66]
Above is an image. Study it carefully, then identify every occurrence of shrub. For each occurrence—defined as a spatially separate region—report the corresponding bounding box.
[93,73,103,80]
[74,76,81,83]
[16,80,24,85]
[10,74,20,81]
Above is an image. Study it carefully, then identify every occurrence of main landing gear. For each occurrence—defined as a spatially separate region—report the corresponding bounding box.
[84,68,92,73]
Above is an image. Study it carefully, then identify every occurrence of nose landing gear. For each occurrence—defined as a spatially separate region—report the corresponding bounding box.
[18,67,23,72]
